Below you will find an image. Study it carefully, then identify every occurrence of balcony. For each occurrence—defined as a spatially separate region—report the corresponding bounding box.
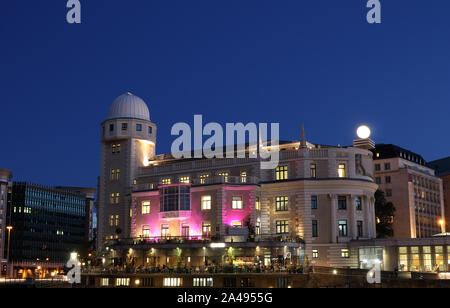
[133,175,259,192]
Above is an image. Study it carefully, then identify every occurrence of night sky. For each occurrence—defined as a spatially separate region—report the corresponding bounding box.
[1,0,449,188]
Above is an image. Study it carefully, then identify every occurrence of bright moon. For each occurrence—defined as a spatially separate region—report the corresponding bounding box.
[357,125,371,139]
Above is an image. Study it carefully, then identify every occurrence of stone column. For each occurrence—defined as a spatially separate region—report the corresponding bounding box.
[349,195,357,239]
[369,196,377,238]
[364,194,372,238]
[329,194,337,243]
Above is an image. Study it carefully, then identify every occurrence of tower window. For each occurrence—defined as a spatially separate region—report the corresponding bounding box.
[310,164,317,178]
[122,123,128,131]
[338,164,346,178]
[109,124,114,132]
[148,126,152,134]
[275,166,288,181]
[136,124,142,131]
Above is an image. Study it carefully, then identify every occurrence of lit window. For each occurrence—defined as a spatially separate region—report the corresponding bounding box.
[276,220,289,234]
[116,169,120,180]
[112,145,116,153]
[255,197,261,211]
[275,166,288,181]
[109,215,114,226]
[142,201,151,214]
[202,223,211,237]
[231,221,242,228]
[218,172,229,183]
[163,278,182,287]
[142,226,150,238]
[115,215,119,226]
[341,249,350,258]
[310,164,317,178]
[275,196,288,211]
[193,278,213,287]
[179,176,190,184]
[117,144,121,153]
[312,250,319,259]
[115,278,130,287]
[161,224,169,238]
[111,169,115,181]
[232,196,243,209]
[338,164,346,178]
[201,196,211,210]
[200,174,209,184]
[161,178,171,185]
[101,278,109,287]
[240,171,247,183]
[115,193,120,204]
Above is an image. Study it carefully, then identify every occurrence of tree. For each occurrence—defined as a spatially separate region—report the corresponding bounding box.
[375,190,396,238]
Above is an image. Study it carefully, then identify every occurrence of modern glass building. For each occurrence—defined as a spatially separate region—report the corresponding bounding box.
[6,182,88,275]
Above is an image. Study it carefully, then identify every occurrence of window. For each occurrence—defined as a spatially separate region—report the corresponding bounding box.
[275,166,288,181]
[255,197,261,211]
[115,215,119,226]
[256,218,261,235]
[385,176,391,184]
[375,164,381,171]
[161,224,170,238]
[202,223,211,237]
[109,215,114,227]
[312,250,319,259]
[276,220,289,234]
[375,177,381,184]
[357,221,363,237]
[311,196,318,209]
[338,196,347,210]
[355,196,362,211]
[201,196,211,210]
[121,123,128,131]
[338,220,348,237]
[179,176,190,184]
[142,201,151,215]
[109,124,114,132]
[275,196,288,211]
[112,144,116,153]
[341,249,350,258]
[163,278,182,287]
[338,164,346,178]
[232,196,243,209]
[115,193,120,204]
[161,178,171,185]
[136,124,142,131]
[240,171,247,183]
[200,174,209,184]
[310,164,317,178]
[193,278,213,287]
[159,185,190,212]
[218,172,229,183]
[115,278,130,287]
[312,220,318,238]
[116,169,120,180]
[386,189,392,197]
[181,224,189,238]
[142,226,150,238]
[116,144,121,153]
[384,163,391,170]
[101,278,109,287]
[148,126,152,134]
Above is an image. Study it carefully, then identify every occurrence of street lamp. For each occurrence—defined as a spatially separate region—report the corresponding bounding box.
[439,219,445,233]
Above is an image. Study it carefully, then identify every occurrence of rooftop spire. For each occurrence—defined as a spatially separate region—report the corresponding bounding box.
[300,122,307,148]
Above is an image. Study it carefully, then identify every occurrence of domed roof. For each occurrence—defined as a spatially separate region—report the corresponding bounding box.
[108,92,150,121]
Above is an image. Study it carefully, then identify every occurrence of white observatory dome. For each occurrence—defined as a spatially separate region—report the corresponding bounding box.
[108,92,150,121]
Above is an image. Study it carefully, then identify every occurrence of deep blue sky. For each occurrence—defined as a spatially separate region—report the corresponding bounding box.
[0,0,449,188]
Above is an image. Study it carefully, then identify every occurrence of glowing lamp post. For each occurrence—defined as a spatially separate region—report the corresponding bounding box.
[439,219,445,233]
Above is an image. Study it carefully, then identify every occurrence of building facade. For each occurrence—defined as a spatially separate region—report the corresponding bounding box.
[6,182,93,277]
[97,93,378,269]
[0,169,12,261]
[428,157,450,234]
[371,144,445,239]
